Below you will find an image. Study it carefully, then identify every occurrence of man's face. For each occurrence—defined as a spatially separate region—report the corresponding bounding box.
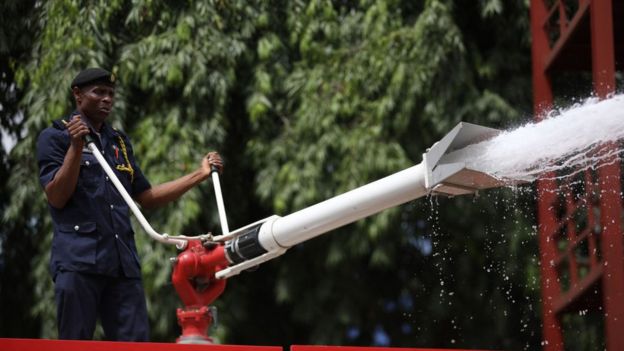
[73,84,115,124]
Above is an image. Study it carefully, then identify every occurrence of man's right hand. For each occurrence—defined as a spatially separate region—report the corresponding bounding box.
[44,115,90,209]
[66,115,90,149]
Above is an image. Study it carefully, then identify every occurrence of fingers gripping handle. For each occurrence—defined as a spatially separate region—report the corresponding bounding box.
[211,168,230,235]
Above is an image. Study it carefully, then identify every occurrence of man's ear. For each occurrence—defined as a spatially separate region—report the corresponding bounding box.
[71,86,82,104]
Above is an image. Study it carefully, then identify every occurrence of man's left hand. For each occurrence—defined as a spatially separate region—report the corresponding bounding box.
[202,151,223,176]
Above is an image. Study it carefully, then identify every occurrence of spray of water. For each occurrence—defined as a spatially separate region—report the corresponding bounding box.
[444,94,624,182]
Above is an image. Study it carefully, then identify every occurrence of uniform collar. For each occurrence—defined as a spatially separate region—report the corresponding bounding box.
[101,121,120,138]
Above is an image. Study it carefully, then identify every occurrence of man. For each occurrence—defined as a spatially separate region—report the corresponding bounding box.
[36,67,223,341]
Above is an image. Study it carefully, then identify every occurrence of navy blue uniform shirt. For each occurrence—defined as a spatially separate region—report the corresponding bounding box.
[37,113,151,280]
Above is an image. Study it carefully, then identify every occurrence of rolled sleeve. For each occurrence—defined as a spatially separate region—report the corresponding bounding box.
[37,128,69,189]
[131,163,151,197]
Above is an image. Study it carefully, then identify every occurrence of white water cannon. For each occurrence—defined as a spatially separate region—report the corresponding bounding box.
[85,121,504,270]
[84,121,509,342]
[213,122,503,279]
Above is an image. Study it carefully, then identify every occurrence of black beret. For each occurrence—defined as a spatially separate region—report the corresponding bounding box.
[71,68,116,88]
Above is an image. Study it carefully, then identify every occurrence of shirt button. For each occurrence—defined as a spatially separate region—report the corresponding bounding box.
[110,204,114,209]
[106,176,110,181]
[74,225,79,231]
[115,234,119,239]
[85,161,90,166]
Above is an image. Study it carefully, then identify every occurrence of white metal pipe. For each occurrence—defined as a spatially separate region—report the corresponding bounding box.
[267,163,428,248]
[86,142,187,249]
[218,122,504,279]
[211,171,230,235]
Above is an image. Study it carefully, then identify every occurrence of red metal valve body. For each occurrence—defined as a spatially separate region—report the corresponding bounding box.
[171,240,229,342]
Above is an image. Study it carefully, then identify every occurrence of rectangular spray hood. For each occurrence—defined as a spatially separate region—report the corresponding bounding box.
[423,122,505,196]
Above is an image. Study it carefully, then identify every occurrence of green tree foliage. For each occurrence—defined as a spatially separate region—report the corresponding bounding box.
[2,0,541,349]
[0,0,42,338]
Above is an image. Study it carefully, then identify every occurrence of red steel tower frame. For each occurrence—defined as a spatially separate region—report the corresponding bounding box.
[530,1,624,350]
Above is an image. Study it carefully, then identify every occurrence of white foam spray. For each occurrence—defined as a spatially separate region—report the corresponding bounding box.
[444,94,624,182]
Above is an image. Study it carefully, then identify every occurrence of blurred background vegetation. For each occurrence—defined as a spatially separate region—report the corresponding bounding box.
[0,0,546,349]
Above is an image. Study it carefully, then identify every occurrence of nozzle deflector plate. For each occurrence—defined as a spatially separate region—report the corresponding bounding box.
[423,122,503,196]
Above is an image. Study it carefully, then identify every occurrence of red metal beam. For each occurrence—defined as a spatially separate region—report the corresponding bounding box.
[589,1,624,350]
[531,0,554,114]
[564,190,580,286]
[553,264,603,314]
[290,347,493,351]
[544,1,591,72]
[531,0,565,349]
[0,338,281,351]
[0,339,498,351]
[591,0,617,95]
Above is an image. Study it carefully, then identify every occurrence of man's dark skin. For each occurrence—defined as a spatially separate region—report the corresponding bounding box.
[45,83,222,209]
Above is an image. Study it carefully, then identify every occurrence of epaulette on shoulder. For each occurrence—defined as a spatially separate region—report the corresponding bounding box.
[111,127,130,140]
